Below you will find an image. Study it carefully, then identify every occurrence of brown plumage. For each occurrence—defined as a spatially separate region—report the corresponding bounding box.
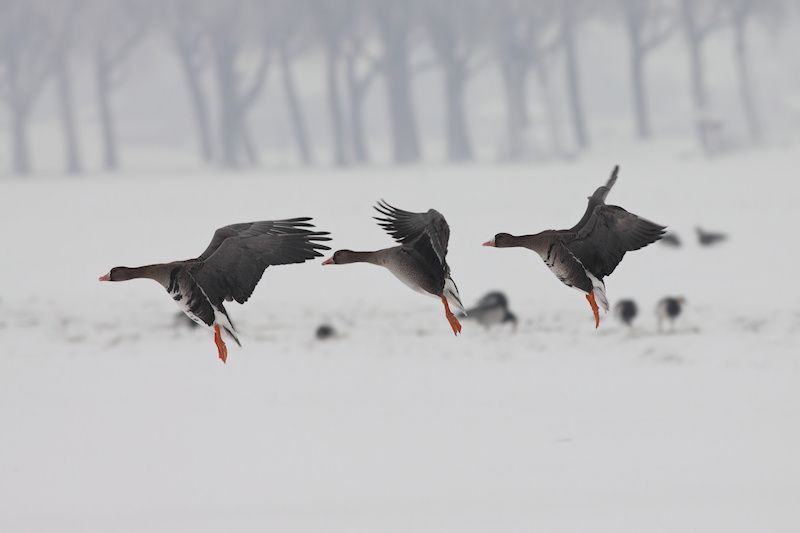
[99,218,331,362]
[483,165,665,328]
[322,200,465,335]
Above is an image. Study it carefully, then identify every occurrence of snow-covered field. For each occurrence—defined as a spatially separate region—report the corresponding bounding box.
[2,147,800,532]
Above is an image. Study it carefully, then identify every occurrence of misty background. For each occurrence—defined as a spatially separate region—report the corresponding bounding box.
[1,0,798,175]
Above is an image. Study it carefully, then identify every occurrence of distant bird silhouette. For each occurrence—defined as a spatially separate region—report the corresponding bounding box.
[483,165,665,328]
[696,227,727,246]
[657,297,685,332]
[460,291,518,331]
[315,323,337,340]
[659,232,682,247]
[614,299,638,327]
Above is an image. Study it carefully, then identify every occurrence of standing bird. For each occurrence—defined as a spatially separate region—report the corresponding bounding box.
[657,296,685,332]
[482,166,665,328]
[322,200,466,335]
[99,219,331,362]
[614,299,638,327]
[696,226,727,246]
[460,291,518,331]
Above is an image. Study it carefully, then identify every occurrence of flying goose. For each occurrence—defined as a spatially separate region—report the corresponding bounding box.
[483,166,665,328]
[322,200,466,335]
[99,219,331,362]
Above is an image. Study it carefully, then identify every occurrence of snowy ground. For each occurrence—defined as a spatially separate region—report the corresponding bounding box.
[2,146,800,532]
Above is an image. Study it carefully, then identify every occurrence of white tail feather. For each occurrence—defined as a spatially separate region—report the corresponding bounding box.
[444,276,466,314]
[586,272,609,313]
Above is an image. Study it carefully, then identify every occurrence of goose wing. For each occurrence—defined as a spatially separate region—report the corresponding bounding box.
[569,165,619,232]
[565,205,665,278]
[192,219,331,305]
[374,200,450,266]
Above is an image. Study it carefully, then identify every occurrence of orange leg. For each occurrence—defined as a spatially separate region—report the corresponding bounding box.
[441,296,462,336]
[585,292,600,329]
[214,324,228,363]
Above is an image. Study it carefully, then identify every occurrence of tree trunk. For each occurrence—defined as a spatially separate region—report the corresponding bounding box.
[211,30,241,169]
[94,47,119,171]
[500,61,528,160]
[238,120,259,166]
[4,48,32,175]
[629,43,650,139]
[279,45,314,165]
[10,104,31,175]
[733,15,761,145]
[55,53,83,174]
[681,0,710,150]
[562,2,589,149]
[534,59,564,158]
[624,17,651,140]
[325,44,349,166]
[175,37,214,163]
[344,55,369,164]
[381,42,421,164]
[443,62,473,162]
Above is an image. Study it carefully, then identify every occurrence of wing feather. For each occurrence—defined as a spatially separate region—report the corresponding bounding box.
[565,205,665,278]
[373,200,450,266]
[192,219,331,305]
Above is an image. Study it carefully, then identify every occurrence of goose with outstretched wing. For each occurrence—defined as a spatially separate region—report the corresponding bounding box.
[322,200,466,335]
[99,218,331,362]
[483,166,665,328]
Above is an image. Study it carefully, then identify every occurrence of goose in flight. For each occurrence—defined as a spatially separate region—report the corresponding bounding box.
[99,218,331,362]
[483,166,665,328]
[322,200,466,335]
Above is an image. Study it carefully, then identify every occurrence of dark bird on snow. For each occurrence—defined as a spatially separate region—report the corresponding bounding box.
[315,323,337,340]
[99,219,331,362]
[696,226,727,246]
[460,291,518,331]
[482,165,665,328]
[657,296,685,332]
[614,299,638,327]
[659,232,682,247]
[322,200,465,335]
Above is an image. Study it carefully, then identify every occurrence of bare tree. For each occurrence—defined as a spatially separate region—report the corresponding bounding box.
[50,1,85,174]
[423,0,488,162]
[679,0,727,151]
[208,1,269,168]
[91,0,149,171]
[263,0,314,166]
[308,0,356,166]
[730,0,760,145]
[342,7,381,164]
[371,0,421,164]
[0,1,52,175]
[560,0,591,150]
[620,0,677,139]
[166,0,215,164]
[492,0,561,160]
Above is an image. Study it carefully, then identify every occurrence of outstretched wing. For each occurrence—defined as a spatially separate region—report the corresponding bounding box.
[373,200,450,265]
[565,205,665,278]
[569,165,619,232]
[192,219,331,305]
